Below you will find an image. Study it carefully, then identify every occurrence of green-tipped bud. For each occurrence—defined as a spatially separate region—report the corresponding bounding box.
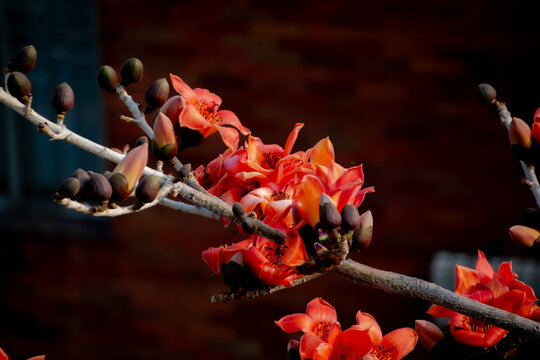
[145,78,169,111]
[9,45,37,73]
[340,204,361,232]
[109,172,130,202]
[415,320,444,352]
[320,202,341,229]
[51,82,74,116]
[7,71,31,101]
[509,225,540,248]
[158,95,184,126]
[58,177,80,198]
[509,117,532,148]
[241,217,258,234]
[351,210,373,251]
[112,142,148,192]
[135,175,160,203]
[152,112,178,161]
[120,57,143,86]
[286,340,301,360]
[476,83,497,104]
[178,163,191,179]
[232,202,245,218]
[134,136,148,148]
[97,65,118,92]
[87,171,112,203]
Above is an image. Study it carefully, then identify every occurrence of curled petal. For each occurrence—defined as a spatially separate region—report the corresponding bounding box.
[275,313,314,333]
[309,137,335,167]
[294,175,326,227]
[380,328,418,360]
[475,250,495,284]
[355,312,383,345]
[219,109,250,135]
[170,74,197,105]
[283,123,304,156]
[426,304,453,319]
[306,298,338,325]
[217,125,240,151]
[455,264,480,294]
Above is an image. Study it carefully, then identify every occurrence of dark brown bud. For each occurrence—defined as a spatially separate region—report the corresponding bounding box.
[178,163,191,179]
[476,83,497,104]
[97,65,118,92]
[58,177,80,198]
[71,168,90,187]
[120,57,143,86]
[109,172,130,202]
[320,202,342,229]
[135,175,160,203]
[241,217,258,234]
[134,136,148,148]
[9,45,37,73]
[232,202,245,218]
[351,211,373,251]
[87,172,112,203]
[103,170,112,180]
[145,78,169,111]
[7,72,31,101]
[340,204,361,232]
[51,82,74,115]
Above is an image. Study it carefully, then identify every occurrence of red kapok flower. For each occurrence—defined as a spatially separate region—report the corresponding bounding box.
[427,250,539,348]
[201,239,253,274]
[170,74,250,151]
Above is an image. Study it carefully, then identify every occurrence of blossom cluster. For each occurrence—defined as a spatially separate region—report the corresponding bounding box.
[276,298,417,360]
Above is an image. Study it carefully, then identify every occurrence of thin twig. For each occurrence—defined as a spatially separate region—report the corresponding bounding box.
[209,273,323,303]
[496,101,540,208]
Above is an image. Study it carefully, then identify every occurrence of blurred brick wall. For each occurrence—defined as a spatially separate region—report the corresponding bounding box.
[3,0,540,359]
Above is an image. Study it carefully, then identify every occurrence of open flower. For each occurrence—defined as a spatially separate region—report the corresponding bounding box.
[427,250,539,348]
[170,74,250,151]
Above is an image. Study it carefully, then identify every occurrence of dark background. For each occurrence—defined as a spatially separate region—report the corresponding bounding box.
[2,0,540,359]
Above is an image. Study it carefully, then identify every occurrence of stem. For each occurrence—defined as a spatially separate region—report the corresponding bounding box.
[496,101,540,208]
[334,259,540,339]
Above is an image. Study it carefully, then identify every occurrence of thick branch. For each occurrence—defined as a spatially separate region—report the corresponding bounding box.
[334,259,540,339]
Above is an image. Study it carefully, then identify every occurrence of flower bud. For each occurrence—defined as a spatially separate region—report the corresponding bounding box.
[341,204,361,232]
[97,65,118,92]
[351,210,373,251]
[135,175,160,203]
[476,83,497,104]
[109,172,130,202]
[134,136,148,148]
[145,78,169,111]
[58,177,80,198]
[159,95,184,126]
[241,217,258,234]
[7,71,31,101]
[70,168,90,198]
[509,225,540,247]
[112,142,148,192]
[415,320,444,352]
[9,45,37,73]
[523,207,540,229]
[232,202,245,218]
[509,117,532,148]
[120,57,143,86]
[87,171,113,203]
[320,202,341,229]
[286,339,301,360]
[152,112,178,161]
[51,82,74,116]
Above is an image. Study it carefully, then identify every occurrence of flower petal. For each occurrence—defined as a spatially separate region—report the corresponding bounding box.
[281,231,308,267]
[275,313,315,333]
[302,333,329,360]
[426,304,453,319]
[219,110,250,135]
[284,123,304,156]
[179,105,213,132]
[194,87,222,108]
[293,175,326,227]
[475,250,495,284]
[380,328,418,360]
[306,298,338,325]
[355,312,383,346]
[309,137,335,167]
[217,125,240,151]
[170,74,197,105]
[455,264,480,294]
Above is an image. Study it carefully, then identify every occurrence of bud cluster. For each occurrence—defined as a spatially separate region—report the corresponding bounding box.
[297,195,373,275]
[5,45,36,102]
[53,142,159,208]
